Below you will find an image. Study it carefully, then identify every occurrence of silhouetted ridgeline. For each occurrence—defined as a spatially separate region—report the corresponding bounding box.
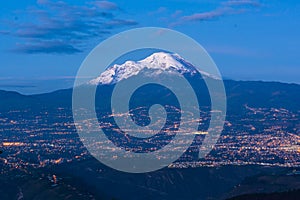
[0,80,299,112]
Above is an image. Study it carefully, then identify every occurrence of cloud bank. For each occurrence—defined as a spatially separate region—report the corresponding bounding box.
[2,0,137,54]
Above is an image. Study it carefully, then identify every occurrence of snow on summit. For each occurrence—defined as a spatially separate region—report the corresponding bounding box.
[89,52,211,85]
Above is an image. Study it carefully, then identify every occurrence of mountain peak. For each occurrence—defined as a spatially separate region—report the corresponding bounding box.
[141,52,182,65]
[89,52,199,85]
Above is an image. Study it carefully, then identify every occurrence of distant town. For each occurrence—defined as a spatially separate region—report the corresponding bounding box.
[0,103,299,174]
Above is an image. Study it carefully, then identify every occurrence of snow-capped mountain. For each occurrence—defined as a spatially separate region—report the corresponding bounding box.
[89,52,212,85]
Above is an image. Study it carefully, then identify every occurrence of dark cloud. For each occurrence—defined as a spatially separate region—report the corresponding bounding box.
[106,19,138,28]
[2,0,137,54]
[181,8,228,22]
[92,1,119,10]
[172,0,262,26]
[13,40,82,54]
[222,0,261,7]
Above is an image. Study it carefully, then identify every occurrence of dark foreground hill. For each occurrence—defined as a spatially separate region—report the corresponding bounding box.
[227,189,300,200]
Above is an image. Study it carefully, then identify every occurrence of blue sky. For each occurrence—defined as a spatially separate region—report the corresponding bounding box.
[0,0,299,94]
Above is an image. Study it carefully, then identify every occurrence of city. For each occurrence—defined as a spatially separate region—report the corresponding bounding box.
[1,102,299,173]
